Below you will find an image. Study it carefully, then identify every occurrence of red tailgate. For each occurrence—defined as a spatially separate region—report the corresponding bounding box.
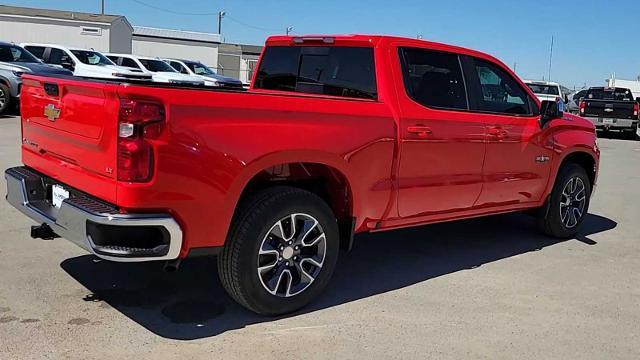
[20,75,120,203]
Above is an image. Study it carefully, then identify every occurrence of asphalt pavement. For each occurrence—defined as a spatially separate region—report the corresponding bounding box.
[0,114,638,359]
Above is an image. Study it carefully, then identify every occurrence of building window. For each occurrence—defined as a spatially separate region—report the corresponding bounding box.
[81,27,102,36]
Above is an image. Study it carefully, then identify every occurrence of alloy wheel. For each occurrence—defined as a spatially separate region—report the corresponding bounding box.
[257,213,327,297]
[559,177,586,229]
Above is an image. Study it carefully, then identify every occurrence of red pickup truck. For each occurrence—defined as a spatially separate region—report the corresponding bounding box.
[6,35,599,315]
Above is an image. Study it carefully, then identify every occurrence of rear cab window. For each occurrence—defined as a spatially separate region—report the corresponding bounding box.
[254,46,377,100]
[24,46,45,60]
[586,87,634,101]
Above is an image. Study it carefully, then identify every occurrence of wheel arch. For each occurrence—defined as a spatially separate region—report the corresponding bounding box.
[226,151,356,251]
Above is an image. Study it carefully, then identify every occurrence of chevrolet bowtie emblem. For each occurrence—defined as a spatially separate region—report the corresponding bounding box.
[44,104,61,121]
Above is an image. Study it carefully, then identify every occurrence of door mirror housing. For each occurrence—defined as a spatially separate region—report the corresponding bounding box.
[540,99,563,127]
[636,97,640,104]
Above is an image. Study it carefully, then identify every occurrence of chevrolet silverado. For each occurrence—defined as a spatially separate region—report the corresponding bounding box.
[5,35,600,315]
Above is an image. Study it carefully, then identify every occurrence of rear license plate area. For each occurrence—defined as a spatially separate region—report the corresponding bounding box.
[51,184,69,208]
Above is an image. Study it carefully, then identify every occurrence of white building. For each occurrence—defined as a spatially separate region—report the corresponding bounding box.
[0,4,132,53]
[132,26,220,68]
[607,76,640,100]
[0,5,263,83]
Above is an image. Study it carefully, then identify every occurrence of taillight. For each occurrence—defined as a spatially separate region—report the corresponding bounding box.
[117,99,165,182]
[579,100,586,115]
[634,102,639,118]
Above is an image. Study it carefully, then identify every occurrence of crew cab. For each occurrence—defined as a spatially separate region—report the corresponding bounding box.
[21,43,151,81]
[579,86,639,139]
[5,35,599,315]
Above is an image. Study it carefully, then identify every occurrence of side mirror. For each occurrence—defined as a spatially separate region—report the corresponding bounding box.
[61,61,74,71]
[540,99,563,127]
[636,97,640,104]
[564,95,569,103]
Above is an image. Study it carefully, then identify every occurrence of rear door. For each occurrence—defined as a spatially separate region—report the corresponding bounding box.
[462,56,553,207]
[395,47,486,217]
[20,76,119,202]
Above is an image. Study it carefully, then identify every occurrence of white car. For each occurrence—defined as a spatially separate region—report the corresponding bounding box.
[163,58,244,88]
[105,54,204,85]
[523,80,563,103]
[21,43,151,81]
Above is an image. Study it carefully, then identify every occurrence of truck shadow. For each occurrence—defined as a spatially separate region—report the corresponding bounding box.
[60,212,616,340]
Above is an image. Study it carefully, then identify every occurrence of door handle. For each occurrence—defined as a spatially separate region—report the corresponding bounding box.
[487,126,507,138]
[407,126,432,138]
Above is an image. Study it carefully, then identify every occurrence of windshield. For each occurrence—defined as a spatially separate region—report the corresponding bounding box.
[586,87,634,101]
[526,84,559,95]
[70,50,114,66]
[139,59,176,72]
[185,61,215,75]
[0,44,40,63]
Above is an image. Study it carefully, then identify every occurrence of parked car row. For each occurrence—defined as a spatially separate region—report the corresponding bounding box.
[0,41,244,114]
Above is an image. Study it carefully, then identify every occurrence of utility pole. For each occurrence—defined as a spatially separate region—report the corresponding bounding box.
[513,62,517,73]
[101,0,104,14]
[286,26,293,36]
[218,11,226,35]
[548,35,554,81]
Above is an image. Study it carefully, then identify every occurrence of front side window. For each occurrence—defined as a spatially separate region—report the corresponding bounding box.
[399,47,467,110]
[48,48,72,66]
[70,50,114,66]
[468,58,531,115]
[0,45,40,63]
[120,57,140,69]
[254,46,377,100]
[185,61,215,75]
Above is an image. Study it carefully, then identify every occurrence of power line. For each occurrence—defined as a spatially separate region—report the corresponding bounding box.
[129,0,218,16]
[224,14,282,32]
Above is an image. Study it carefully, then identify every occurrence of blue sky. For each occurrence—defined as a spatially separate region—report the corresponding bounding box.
[4,0,640,88]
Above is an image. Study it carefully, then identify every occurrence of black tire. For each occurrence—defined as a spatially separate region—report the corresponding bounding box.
[537,163,591,238]
[218,186,340,315]
[0,83,10,115]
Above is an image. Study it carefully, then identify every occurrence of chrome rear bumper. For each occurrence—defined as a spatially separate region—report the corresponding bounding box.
[4,167,183,262]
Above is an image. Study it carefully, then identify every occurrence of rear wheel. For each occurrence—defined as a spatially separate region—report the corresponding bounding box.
[537,163,591,238]
[218,186,339,315]
[0,83,10,115]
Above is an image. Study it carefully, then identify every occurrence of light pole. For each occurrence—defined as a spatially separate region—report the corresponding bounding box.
[286,26,294,36]
[218,11,226,35]
[101,0,104,14]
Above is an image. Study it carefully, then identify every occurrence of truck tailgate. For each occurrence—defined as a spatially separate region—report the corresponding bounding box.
[583,100,636,119]
[20,75,119,203]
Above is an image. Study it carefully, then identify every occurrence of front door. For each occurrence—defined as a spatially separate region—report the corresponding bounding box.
[461,56,553,207]
[396,47,486,218]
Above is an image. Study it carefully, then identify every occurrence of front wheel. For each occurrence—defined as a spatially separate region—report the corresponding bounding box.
[537,163,591,238]
[0,83,11,115]
[218,186,340,315]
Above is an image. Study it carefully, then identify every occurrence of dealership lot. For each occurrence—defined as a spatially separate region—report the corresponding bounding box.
[0,114,638,359]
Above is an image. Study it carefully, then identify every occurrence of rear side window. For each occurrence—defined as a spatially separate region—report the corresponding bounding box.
[25,46,45,60]
[254,46,377,100]
[467,58,531,115]
[399,47,468,110]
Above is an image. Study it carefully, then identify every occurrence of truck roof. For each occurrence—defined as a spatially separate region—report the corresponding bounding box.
[265,34,507,66]
[523,80,560,86]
